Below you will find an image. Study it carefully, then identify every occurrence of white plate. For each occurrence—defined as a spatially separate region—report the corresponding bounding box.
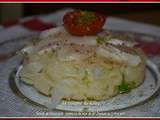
[11,60,160,112]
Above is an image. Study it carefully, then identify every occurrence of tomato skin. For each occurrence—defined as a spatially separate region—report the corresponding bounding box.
[63,11,106,36]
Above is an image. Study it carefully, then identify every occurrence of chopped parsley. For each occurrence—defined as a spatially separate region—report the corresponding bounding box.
[82,70,89,81]
[118,80,136,94]
[82,70,91,86]
[96,36,107,44]
[78,11,96,25]
[118,80,131,93]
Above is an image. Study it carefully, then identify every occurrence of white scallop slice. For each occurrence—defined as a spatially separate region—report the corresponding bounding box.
[96,45,141,66]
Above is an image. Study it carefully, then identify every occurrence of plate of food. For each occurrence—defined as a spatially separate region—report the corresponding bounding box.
[10,10,160,112]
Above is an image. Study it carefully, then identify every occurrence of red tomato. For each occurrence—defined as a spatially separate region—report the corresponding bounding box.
[63,11,106,36]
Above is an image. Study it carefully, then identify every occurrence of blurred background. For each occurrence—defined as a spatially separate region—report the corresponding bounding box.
[0,3,160,26]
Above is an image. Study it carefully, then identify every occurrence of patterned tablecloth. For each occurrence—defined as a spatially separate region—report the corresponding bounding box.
[1,8,160,117]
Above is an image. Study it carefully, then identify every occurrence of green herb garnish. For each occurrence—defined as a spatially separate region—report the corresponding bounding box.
[96,36,106,44]
[82,70,89,81]
[47,52,55,59]
[82,70,91,86]
[118,80,131,93]
[78,11,96,25]
[118,80,136,94]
